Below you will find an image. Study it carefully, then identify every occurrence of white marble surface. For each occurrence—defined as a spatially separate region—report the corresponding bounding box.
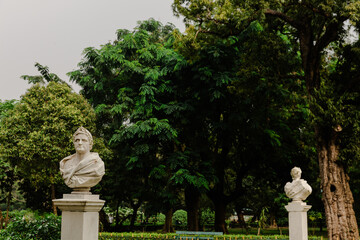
[285,201,312,240]
[60,127,105,191]
[53,193,105,240]
[284,167,312,201]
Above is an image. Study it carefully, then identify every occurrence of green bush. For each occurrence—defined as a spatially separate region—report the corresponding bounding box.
[173,210,187,226]
[0,212,61,240]
[200,209,215,226]
[148,213,166,225]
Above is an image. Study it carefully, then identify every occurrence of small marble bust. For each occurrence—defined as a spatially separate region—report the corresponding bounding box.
[284,167,312,202]
[60,127,105,193]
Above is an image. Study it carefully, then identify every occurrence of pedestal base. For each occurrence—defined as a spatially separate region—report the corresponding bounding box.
[53,193,105,240]
[285,201,311,240]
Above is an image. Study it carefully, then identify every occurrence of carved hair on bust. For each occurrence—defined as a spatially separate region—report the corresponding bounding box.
[73,126,93,149]
[290,167,301,180]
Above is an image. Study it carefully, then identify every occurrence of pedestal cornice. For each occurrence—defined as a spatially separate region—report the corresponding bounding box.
[53,194,105,212]
[285,201,312,212]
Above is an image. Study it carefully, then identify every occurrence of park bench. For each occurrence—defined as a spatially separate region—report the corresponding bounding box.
[175,231,223,240]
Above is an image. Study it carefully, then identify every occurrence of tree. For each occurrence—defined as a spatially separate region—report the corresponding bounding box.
[69,19,211,231]
[21,62,67,85]
[171,14,311,233]
[0,99,18,229]
[0,82,97,214]
[70,16,315,233]
[173,0,360,238]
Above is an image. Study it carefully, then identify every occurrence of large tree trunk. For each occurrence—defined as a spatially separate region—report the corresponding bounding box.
[316,126,359,240]
[299,22,359,238]
[163,208,174,233]
[185,186,200,231]
[214,200,228,233]
[265,6,358,239]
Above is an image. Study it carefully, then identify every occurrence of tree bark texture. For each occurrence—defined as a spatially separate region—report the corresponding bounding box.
[185,186,200,231]
[316,127,359,240]
[264,6,357,238]
[163,208,174,233]
[214,200,228,233]
[297,17,358,239]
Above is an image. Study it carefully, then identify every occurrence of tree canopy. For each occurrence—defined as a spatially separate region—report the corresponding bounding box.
[0,82,97,213]
[3,2,360,237]
[173,0,360,238]
[69,17,315,233]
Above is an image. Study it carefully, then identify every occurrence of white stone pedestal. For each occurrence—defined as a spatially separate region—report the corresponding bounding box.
[53,193,105,240]
[285,201,312,240]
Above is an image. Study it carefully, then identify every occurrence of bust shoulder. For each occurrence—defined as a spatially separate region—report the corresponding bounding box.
[60,154,76,170]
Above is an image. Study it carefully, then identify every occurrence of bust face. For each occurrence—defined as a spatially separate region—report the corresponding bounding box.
[291,167,301,180]
[74,133,91,154]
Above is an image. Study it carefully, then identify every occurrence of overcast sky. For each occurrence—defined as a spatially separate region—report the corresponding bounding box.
[0,0,185,101]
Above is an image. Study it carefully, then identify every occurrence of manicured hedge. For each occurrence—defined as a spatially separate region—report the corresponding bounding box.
[98,232,324,240]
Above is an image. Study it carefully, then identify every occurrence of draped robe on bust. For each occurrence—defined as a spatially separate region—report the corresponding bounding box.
[60,152,105,188]
[284,179,312,201]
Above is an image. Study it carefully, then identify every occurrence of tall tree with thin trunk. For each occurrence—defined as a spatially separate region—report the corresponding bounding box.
[69,19,211,230]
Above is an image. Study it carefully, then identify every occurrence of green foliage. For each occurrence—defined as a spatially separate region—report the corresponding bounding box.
[0,211,60,240]
[173,210,187,226]
[70,15,315,232]
[0,100,17,122]
[104,206,145,226]
[147,213,165,225]
[173,13,310,231]
[200,208,215,226]
[21,62,67,85]
[0,100,21,216]
[98,232,323,240]
[257,207,269,229]
[308,211,323,225]
[0,82,98,210]
[0,82,96,187]
[69,19,212,229]
[172,0,360,235]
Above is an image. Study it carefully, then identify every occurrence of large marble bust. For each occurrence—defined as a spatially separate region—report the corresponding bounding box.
[284,167,312,202]
[60,127,105,192]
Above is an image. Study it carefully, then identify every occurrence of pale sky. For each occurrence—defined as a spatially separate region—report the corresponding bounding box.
[0,0,185,100]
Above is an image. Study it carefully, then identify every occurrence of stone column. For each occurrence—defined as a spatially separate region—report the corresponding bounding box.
[53,193,105,240]
[285,201,312,240]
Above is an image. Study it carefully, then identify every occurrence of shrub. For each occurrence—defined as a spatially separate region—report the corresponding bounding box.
[147,213,165,225]
[200,208,215,226]
[173,210,187,226]
[0,212,61,240]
